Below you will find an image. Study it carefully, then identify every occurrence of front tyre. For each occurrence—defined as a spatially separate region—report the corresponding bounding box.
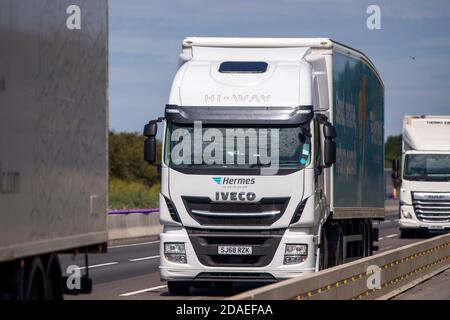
[167,281,191,296]
[400,229,416,239]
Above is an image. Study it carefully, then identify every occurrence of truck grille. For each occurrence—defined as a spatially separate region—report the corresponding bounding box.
[182,196,289,227]
[186,228,285,267]
[413,192,450,223]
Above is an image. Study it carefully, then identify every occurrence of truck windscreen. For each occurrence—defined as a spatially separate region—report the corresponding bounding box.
[404,154,450,181]
[164,123,311,171]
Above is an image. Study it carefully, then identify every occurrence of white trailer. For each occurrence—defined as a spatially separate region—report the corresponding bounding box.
[0,0,108,299]
[144,37,384,295]
[394,115,450,237]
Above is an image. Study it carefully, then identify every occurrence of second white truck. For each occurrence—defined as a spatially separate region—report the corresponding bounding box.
[394,115,450,237]
[144,37,385,295]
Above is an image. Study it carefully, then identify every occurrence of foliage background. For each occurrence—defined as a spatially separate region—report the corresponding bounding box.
[385,134,402,168]
[109,131,161,209]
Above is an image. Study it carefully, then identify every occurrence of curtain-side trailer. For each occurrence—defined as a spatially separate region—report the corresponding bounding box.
[0,0,108,299]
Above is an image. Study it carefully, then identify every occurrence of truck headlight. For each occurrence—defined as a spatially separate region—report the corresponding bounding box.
[164,243,187,264]
[284,244,308,265]
[401,209,412,219]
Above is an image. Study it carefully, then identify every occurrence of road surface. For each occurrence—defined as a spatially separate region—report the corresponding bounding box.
[61,202,447,300]
[393,268,450,300]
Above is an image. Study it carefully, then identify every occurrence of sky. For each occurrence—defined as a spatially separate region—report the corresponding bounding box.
[109,0,450,138]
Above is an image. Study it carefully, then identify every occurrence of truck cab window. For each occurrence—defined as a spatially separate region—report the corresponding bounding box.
[164,123,311,171]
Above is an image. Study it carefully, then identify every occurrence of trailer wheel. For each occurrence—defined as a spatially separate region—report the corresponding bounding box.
[363,219,373,257]
[44,254,63,300]
[167,281,191,296]
[23,257,47,300]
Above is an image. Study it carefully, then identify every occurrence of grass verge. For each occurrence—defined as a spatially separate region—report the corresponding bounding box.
[109,178,159,209]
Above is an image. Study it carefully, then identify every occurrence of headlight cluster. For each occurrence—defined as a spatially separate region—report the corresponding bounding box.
[284,244,308,265]
[401,208,412,219]
[164,242,187,264]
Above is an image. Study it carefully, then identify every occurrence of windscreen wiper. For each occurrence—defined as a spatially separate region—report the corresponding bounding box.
[249,163,272,168]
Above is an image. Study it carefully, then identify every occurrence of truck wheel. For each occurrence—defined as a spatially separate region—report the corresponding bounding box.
[23,257,47,300]
[44,254,63,300]
[363,219,373,257]
[167,281,191,296]
[400,229,415,239]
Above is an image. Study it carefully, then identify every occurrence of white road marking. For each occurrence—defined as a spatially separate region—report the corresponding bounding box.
[129,255,160,262]
[378,237,384,240]
[377,218,398,224]
[380,219,399,224]
[385,233,399,239]
[119,285,167,297]
[77,262,118,270]
[108,240,160,249]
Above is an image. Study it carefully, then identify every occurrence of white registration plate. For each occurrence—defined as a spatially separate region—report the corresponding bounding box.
[218,245,252,255]
[428,225,445,230]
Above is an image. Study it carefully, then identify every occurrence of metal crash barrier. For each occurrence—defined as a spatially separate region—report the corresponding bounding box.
[229,233,450,300]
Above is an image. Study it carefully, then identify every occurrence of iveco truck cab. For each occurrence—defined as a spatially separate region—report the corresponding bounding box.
[395,115,450,238]
[144,38,384,295]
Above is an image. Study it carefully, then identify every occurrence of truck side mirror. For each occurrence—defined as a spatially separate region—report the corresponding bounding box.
[144,121,157,137]
[392,159,399,172]
[391,171,399,180]
[144,121,158,164]
[324,139,336,167]
[322,123,336,167]
[323,124,336,139]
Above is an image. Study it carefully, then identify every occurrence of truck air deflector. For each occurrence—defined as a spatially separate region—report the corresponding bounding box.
[218,61,268,73]
[165,105,313,125]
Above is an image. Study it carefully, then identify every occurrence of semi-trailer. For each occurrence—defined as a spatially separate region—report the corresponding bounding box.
[0,0,108,299]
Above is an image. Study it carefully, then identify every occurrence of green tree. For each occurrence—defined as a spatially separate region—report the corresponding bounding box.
[108,131,162,209]
[109,131,161,186]
[385,134,402,168]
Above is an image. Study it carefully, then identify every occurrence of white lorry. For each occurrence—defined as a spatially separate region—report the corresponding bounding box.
[144,37,385,295]
[394,116,450,238]
[0,0,108,299]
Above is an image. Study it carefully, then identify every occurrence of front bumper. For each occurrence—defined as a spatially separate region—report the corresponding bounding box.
[399,205,450,232]
[159,227,316,282]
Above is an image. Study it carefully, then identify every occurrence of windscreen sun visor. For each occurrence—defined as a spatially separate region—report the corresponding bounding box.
[165,105,314,125]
